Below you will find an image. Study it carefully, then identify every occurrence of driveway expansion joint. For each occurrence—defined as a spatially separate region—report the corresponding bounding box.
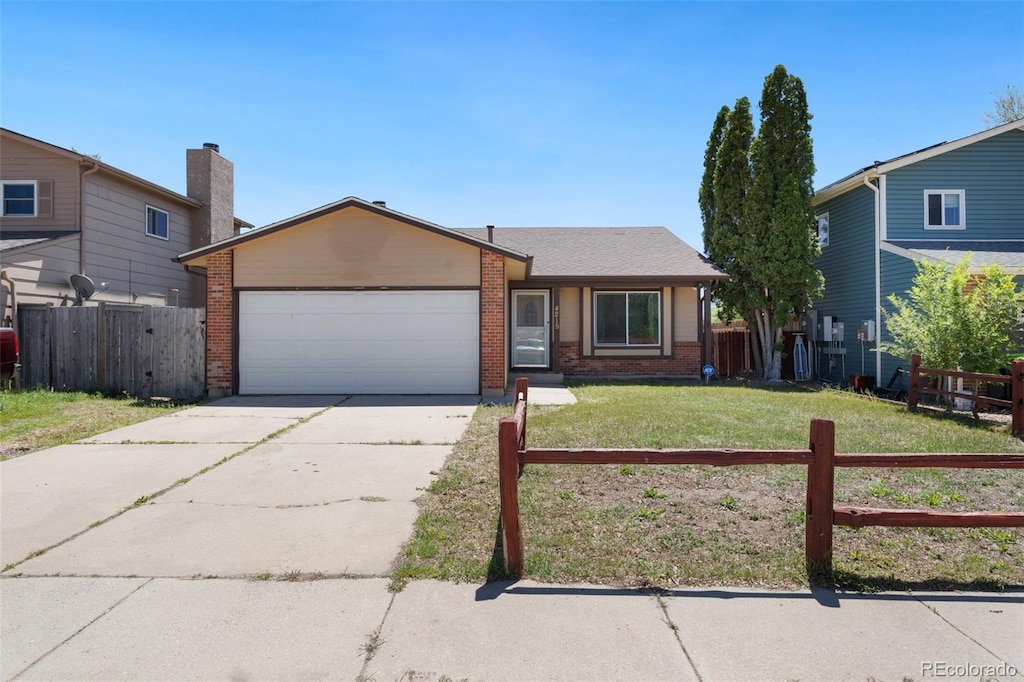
[6,577,154,681]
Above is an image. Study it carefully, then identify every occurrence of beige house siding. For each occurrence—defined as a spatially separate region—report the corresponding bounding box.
[0,236,81,312]
[0,136,80,231]
[82,175,196,306]
[558,287,580,342]
[234,207,481,288]
[673,286,698,342]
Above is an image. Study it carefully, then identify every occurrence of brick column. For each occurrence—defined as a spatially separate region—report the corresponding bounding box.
[480,250,506,396]
[205,250,234,397]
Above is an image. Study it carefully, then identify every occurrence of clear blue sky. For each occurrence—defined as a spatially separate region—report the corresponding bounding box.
[2,1,1021,251]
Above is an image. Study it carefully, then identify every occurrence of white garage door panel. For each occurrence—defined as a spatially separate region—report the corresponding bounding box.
[239,291,479,394]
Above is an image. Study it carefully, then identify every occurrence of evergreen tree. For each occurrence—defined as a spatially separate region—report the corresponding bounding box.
[699,66,823,380]
[699,105,730,252]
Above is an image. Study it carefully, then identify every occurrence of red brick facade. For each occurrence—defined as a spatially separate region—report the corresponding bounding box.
[480,250,506,394]
[205,250,234,396]
[558,341,702,377]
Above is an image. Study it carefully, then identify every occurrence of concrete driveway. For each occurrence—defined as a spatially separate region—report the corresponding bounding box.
[2,394,477,577]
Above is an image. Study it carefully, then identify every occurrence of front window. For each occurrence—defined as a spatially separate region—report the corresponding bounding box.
[2,181,36,217]
[146,205,169,239]
[924,190,965,229]
[594,291,660,346]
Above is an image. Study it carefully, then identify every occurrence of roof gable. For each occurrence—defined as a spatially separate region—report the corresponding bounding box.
[176,197,529,264]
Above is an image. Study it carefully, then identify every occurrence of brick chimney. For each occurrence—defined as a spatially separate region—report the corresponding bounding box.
[186,142,234,249]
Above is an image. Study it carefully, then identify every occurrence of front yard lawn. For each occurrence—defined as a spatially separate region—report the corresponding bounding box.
[0,389,187,459]
[393,383,1024,591]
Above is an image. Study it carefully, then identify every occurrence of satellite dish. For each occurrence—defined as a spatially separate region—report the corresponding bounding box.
[69,274,108,306]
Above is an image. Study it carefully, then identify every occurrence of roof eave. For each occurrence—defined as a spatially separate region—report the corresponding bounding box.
[2,128,201,209]
[518,274,728,286]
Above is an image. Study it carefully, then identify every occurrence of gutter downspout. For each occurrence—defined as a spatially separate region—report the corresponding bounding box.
[79,162,101,273]
[862,173,883,381]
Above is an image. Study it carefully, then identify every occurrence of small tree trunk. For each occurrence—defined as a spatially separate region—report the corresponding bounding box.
[755,311,783,381]
[746,313,764,377]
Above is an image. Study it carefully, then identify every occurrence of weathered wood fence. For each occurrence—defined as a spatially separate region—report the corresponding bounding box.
[907,354,1023,436]
[16,303,205,401]
[498,378,1024,577]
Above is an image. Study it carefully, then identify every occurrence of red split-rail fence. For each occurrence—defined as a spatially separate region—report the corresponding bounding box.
[497,378,1024,578]
[907,354,1023,436]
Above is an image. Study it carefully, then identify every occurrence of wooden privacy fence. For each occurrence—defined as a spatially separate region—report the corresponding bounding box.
[498,378,1024,578]
[17,303,205,401]
[907,354,1023,436]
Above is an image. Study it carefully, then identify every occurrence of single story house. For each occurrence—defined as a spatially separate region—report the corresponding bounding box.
[176,197,725,396]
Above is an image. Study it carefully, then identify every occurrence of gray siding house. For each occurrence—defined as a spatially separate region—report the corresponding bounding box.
[811,118,1024,391]
[0,129,247,323]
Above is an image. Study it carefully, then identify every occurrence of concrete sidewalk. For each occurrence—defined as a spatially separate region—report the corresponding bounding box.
[2,577,1020,681]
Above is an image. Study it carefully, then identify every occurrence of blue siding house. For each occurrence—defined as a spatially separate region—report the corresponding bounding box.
[810,119,1024,391]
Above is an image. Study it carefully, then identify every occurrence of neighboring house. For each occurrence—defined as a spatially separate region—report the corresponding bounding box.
[175,197,725,396]
[0,128,249,322]
[811,118,1024,390]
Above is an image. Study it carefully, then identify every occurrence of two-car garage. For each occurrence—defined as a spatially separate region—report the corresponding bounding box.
[238,290,480,394]
[177,197,525,397]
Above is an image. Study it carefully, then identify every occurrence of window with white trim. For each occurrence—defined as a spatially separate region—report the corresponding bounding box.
[924,190,965,229]
[2,181,37,217]
[146,205,169,239]
[594,291,661,346]
[816,213,829,247]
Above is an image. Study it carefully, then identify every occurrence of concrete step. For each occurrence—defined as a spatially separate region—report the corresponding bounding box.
[509,372,565,386]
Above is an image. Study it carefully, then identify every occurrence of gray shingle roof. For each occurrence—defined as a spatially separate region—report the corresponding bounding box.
[1,230,78,253]
[885,240,1024,270]
[454,227,725,280]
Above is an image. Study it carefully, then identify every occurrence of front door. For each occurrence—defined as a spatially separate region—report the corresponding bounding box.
[512,290,549,368]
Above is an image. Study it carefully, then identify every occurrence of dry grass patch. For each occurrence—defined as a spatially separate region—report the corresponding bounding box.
[393,383,1023,591]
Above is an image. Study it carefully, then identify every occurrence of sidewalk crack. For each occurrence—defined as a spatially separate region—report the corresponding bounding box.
[911,593,1014,666]
[8,577,153,681]
[655,592,705,682]
[357,589,398,682]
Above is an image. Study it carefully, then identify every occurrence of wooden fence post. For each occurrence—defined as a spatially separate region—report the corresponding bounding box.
[1013,359,1024,437]
[498,417,524,577]
[805,418,835,574]
[907,354,921,410]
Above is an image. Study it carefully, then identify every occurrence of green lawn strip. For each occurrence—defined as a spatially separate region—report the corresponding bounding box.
[394,384,1023,590]
[0,389,189,459]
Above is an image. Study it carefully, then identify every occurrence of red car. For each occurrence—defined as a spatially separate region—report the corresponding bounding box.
[0,327,18,382]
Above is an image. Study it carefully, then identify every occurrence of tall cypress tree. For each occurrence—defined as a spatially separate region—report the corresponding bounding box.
[699,66,823,380]
[699,105,730,254]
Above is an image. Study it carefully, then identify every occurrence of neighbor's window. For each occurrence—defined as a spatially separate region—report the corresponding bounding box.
[817,213,829,247]
[924,190,965,229]
[146,205,169,239]
[594,291,660,346]
[2,181,37,217]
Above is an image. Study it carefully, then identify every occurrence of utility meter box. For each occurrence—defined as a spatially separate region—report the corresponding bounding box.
[833,321,845,342]
[858,320,876,342]
[821,315,834,342]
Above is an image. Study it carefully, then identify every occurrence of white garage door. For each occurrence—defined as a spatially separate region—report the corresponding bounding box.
[239,290,479,394]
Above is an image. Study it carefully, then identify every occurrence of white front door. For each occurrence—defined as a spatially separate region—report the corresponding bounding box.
[512,290,549,368]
